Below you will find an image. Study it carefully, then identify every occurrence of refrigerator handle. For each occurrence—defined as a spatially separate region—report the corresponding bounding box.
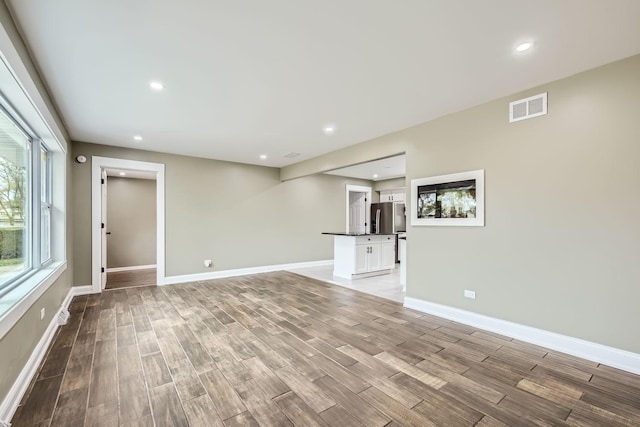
[375,209,381,234]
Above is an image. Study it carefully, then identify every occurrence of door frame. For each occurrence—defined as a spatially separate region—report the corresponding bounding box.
[345,184,372,233]
[91,156,165,293]
[100,169,107,289]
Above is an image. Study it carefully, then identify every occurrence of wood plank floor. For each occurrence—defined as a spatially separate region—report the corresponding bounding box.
[11,271,640,426]
[106,268,157,290]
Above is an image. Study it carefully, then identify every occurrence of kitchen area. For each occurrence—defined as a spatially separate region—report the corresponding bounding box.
[291,154,407,302]
[322,191,406,278]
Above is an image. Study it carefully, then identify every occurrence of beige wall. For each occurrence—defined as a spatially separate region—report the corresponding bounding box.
[403,54,640,353]
[0,2,73,404]
[106,177,156,268]
[72,141,373,283]
[279,54,640,354]
[373,177,406,192]
[281,139,407,181]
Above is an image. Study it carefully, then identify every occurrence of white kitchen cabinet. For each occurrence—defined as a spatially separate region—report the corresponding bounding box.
[380,191,393,202]
[356,235,381,273]
[331,234,395,279]
[392,190,405,202]
[355,243,368,273]
[381,237,396,270]
[367,243,382,271]
[380,189,405,203]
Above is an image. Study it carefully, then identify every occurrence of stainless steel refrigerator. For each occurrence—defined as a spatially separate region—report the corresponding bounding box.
[371,202,406,263]
[371,202,406,234]
[394,202,406,233]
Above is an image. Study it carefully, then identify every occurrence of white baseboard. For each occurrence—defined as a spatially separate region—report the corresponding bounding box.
[163,260,333,286]
[106,264,156,273]
[0,308,59,424]
[0,285,94,424]
[334,268,394,280]
[404,297,640,376]
[71,285,96,296]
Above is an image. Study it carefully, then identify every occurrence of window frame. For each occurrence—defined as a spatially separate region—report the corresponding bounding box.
[39,144,52,265]
[0,101,54,296]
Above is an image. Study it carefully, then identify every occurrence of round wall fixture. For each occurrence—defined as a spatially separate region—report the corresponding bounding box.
[75,155,87,164]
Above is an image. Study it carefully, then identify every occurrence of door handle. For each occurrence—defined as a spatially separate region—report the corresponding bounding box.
[106,232,111,235]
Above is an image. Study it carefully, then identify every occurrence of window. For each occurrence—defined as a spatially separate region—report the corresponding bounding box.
[0,49,66,336]
[40,147,51,263]
[0,105,52,295]
[0,110,30,290]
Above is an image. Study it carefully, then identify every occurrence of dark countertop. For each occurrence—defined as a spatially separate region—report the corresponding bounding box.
[322,232,396,236]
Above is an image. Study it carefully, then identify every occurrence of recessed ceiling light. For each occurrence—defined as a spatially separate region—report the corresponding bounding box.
[149,81,164,91]
[133,135,143,141]
[119,172,126,176]
[516,41,533,52]
[373,174,379,179]
[323,125,336,135]
[259,154,267,160]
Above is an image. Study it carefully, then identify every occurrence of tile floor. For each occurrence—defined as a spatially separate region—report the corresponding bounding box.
[288,263,405,303]
[15,271,640,426]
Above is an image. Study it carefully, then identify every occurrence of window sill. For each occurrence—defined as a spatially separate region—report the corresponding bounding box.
[0,261,67,340]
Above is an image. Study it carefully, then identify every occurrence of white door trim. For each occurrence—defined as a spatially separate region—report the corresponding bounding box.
[91,156,165,292]
[345,185,372,233]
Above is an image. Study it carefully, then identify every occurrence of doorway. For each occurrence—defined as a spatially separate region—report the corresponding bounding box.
[104,171,157,289]
[91,156,165,293]
[345,185,372,234]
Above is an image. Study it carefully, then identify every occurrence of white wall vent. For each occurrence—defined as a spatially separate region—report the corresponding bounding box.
[283,152,301,158]
[509,92,547,123]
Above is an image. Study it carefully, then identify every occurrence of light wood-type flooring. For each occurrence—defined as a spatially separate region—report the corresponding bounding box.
[11,271,640,426]
[106,268,157,290]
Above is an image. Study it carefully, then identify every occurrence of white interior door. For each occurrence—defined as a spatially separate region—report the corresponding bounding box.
[349,192,366,234]
[345,185,371,235]
[101,169,107,289]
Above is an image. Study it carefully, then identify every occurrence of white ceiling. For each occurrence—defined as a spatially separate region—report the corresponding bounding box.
[325,154,405,181]
[6,1,640,168]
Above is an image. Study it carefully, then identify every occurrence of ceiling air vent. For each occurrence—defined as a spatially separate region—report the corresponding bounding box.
[283,152,301,158]
[509,92,547,123]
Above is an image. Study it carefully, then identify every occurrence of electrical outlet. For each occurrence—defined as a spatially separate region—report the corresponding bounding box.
[464,290,476,299]
[40,307,46,320]
[204,259,212,267]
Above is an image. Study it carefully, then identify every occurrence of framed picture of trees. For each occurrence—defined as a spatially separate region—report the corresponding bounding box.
[410,170,485,226]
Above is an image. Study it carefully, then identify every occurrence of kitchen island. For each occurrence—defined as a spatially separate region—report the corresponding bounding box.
[322,232,396,279]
